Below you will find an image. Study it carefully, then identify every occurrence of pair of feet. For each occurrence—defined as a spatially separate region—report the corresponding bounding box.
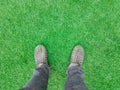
[34,45,84,68]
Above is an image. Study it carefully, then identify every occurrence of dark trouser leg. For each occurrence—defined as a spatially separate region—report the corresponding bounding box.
[20,64,50,90]
[65,65,88,90]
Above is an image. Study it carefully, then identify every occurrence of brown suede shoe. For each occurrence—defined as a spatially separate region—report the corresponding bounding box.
[34,45,48,65]
[70,45,85,66]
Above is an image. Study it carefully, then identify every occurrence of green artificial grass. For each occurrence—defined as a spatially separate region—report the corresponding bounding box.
[0,0,120,90]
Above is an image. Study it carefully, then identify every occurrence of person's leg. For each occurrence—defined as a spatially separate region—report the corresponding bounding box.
[20,64,49,90]
[65,45,88,90]
[20,45,50,90]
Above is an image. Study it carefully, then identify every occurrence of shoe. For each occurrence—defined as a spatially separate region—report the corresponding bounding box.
[34,45,47,65]
[70,45,85,66]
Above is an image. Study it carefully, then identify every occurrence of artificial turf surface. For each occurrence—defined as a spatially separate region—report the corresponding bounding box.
[0,0,120,90]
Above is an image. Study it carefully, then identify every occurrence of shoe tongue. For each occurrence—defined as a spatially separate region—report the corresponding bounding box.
[69,63,79,67]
